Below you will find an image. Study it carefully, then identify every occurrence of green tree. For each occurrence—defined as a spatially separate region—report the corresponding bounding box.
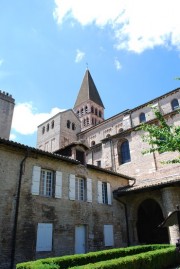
[138,108,180,163]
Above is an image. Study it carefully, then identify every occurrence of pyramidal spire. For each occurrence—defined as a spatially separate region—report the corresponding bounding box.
[74,69,104,108]
[74,69,105,131]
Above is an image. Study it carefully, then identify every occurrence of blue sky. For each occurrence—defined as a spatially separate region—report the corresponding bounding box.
[0,0,180,147]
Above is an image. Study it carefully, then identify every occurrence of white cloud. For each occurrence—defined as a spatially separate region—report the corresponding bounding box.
[0,59,4,66]
[75,49,85,63]
[114,58,122,70]
[53,0,180,53]
[11,102,65,135]
[10,133,16,140]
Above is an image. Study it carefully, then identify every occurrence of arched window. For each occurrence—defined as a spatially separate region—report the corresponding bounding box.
[87,117,89,125]
[119,128,123,133]
[92,118,94,125]
[139,112,146,123]
[95,108,98,115]
[85,106,88,113]
[72,123,76,130]
[46,123,49,132]
[91,106,94,113]
[77,110,80,117]
[91,141,95,146]
[42,126,45,134]
[171,99,179,111]
[51,120,54,129]
[119,140,131,164]
[99,111,102,118]
[67,120,71,128]
[83,119,86,126]
[81,108,84,116]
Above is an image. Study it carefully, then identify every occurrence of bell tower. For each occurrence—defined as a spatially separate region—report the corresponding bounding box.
[0,90,15,139]
[74,69,105,131]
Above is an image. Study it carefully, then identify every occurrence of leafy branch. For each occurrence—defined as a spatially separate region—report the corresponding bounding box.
[137,108,180,163]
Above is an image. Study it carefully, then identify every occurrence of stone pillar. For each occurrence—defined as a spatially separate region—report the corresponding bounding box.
[161,186,180,245]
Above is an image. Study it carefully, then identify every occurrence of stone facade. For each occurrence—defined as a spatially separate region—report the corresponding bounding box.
[1,70,180,268]
[0,90,15,139]
[37,109,81,152]
[79,88,180,183]
[0,139,130,269]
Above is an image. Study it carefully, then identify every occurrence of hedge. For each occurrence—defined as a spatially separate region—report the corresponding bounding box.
[69,247,180,269]
[16,244,176,269]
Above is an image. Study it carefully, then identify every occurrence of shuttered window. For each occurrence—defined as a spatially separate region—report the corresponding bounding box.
[98,181,112,205]
[31,166,62,199]
[55,171,62,198]
[36,223,53,251]
[31,166,41,195]
[104,225,114,246]
[69,174,92,202]
[40,169,53,197]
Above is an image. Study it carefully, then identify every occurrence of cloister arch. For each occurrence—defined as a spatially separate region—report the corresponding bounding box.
[136,199,169,244]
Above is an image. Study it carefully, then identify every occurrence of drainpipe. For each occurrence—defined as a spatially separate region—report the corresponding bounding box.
[113,179,136,247]
[119,200,130,247]
[10,152,28,269]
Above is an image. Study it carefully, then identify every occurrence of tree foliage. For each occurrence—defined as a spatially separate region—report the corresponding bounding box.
[138,109,180,163]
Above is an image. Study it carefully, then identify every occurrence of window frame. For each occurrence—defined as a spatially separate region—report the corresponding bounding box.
[75,177,86,201]
[31,166,62,199]
[119,140,131,164]
[139,112,146,123]
[40,169,54,197]
[36,223,53,252]
[67,120,71,129]
[171,98,179,111]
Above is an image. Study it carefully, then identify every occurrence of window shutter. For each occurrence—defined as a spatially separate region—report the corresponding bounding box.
[98,181,102,204]
[87,178,92,202]
[31,166,41,195]
[55,171,62,198]
[36,223,53,251]
[69,174,75,200]
[107,183,112,205]
[104,225,114,246]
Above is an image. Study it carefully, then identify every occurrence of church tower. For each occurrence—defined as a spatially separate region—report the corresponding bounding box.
[74,69,105,131]
[0,90,15,139]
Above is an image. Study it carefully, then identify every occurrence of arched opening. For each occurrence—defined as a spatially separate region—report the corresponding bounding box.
[119,140,131,164]
[139,112,146,123]
[171,98,179,111]
[137,199,169,244]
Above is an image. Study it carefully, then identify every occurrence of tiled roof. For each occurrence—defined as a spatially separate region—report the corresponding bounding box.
[114,174,180,197]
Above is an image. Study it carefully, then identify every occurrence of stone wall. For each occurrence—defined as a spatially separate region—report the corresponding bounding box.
[0,91,15,139]
[0,141,129,268]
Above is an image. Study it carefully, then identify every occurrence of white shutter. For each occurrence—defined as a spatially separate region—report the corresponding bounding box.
[69,174,75,200]
[104,225,114,246]
[87,178,92,202]
[98,181,102,204]
[36,223,53,251]
[107,183,112,205]
[55,171,62,198]
[31,166,41,195]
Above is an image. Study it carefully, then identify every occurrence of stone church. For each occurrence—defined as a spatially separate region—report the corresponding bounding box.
[37,69,180,245]
[0,71,180,269]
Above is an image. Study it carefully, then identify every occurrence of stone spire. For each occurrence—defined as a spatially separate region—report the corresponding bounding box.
[74,69,104,131]
[74,69,104,109]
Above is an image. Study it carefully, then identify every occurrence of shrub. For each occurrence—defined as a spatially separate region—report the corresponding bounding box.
[16,244,174,269]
